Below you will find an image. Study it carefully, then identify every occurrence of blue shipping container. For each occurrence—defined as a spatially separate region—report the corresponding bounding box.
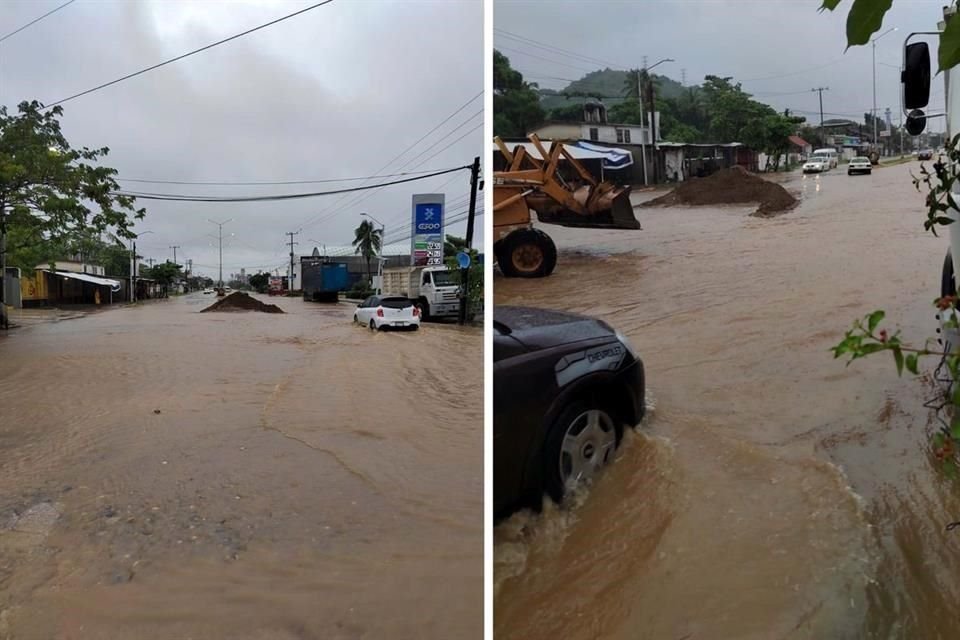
[302,260,349,303]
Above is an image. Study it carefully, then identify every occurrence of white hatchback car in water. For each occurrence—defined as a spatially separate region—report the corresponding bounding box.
[354,295,421,331]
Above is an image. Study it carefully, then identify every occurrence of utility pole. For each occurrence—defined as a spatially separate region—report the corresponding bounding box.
[458,156,481,326]
[0,203,7,329]
[146,258,155,268]
[681,68,687,87]
[208,218,232,291]
[637,68,649,187]
[286,230,299,292]
[170,245,180,267]
[811,87,829,146]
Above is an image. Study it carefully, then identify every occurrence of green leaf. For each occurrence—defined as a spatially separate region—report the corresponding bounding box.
[819,0,842,10]
[867,310,885,333]
[941,14,960,72]
[894,347,904,376]
[906,353,919,375]
[936,217,956,226]
[846,0,893,47]
[859,343,887,356]
[935,431,947,449]
[951,383,960,407]
[944,458,958,479]
[950,417,960,440]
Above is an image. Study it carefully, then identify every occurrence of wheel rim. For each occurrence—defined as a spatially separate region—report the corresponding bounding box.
[512,243,544,274]
[559,409,616,491]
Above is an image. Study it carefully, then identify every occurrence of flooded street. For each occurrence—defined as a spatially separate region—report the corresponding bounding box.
[494,160,960,639]
[0,294,482,639]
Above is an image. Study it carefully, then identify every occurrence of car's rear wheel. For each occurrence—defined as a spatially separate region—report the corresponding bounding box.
[543,402,620,504]
[369,319,377,331]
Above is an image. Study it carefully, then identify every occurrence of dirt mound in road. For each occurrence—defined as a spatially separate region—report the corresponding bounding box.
[201,291,284,314]
[644,166,798,217]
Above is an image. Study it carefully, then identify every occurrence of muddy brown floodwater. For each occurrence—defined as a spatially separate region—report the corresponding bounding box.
[0,294,481,639]
[495,161,960,639]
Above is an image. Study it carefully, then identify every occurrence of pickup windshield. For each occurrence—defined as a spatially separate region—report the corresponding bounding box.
[430,270,457,287]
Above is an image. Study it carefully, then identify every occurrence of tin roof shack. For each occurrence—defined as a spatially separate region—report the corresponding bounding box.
[40,270,122,306]
[658,143,758,182]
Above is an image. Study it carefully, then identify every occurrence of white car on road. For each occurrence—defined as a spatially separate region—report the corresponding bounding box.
[354,295,421,331]
[802,156,831,174]
[847,156,872,175]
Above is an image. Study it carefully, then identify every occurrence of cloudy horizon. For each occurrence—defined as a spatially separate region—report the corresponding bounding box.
[1,0,483,279]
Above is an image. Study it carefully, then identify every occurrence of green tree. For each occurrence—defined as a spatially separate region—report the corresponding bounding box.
[547,103,585,122]
[352,219,382,285]
[443,247,482,318]
[248,271,269,293]
[494,50,546,137]
[0,101,145,269]
[444,234,467,257]
[142,260,182,286]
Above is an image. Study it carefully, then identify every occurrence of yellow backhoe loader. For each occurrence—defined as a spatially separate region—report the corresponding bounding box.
[494,134,641,278]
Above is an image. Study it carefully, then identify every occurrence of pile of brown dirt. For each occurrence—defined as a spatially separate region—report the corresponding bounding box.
[201,291,284,314]
[643,166,798,216]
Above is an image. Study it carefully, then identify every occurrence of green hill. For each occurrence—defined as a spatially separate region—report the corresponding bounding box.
[538,68,688,113]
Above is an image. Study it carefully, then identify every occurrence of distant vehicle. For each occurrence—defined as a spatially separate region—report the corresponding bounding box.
[813,148,839,168]
[493,306,645,518]
[353,295,420,331]
[803,156,831,173]
[382,265,460,321]
[302,259,349,303]
[202,288,214,295]
[847,156,873,175]
[918,149,934,160]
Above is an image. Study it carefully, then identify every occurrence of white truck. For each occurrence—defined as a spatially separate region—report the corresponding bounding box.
[381,265,460,321]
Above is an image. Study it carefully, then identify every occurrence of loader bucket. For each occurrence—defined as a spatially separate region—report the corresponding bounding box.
[535,184,641,230]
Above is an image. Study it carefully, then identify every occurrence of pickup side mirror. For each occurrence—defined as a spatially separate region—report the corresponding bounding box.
[903,42,931,110]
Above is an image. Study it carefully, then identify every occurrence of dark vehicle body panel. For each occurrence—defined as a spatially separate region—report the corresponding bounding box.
[494,306,645,518]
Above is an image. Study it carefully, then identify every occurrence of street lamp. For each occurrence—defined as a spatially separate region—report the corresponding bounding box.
[638,57,675,185]
[130,230,153,303]
[872,27,898,151]
[361,212,385,294]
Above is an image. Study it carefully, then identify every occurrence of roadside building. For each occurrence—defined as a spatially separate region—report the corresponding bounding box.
[658,142,758,182]
[20,260,123,307]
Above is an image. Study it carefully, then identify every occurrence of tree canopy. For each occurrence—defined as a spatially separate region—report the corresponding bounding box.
[0,101,145,270]
[493,50,545,138]
[352,219,382,284]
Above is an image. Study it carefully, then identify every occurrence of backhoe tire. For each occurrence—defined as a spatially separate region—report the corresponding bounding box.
[500,229,557,278]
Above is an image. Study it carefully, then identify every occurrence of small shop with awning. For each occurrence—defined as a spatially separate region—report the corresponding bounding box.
[21,269,123,306]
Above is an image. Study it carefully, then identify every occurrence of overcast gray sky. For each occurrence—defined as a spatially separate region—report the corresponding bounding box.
[1,0,483,278]
[495,0,946,134]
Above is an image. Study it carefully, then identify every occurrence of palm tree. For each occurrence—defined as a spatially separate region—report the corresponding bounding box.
[352,219,382,285]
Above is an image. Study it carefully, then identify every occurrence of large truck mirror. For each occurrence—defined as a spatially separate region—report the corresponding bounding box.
[905,109,927,135]
[903,42,931,110]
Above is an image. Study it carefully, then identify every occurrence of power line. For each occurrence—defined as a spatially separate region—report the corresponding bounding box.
[494,28,626,69]
[114,167,463,186]
[495,45,597,74]
[292,90,482,231]
[115,166,469,202]
[0,0,76,43]
[44,0,335,108]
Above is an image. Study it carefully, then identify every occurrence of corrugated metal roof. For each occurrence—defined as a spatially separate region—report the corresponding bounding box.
[45,270,122,290]
[788,135,810,147]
